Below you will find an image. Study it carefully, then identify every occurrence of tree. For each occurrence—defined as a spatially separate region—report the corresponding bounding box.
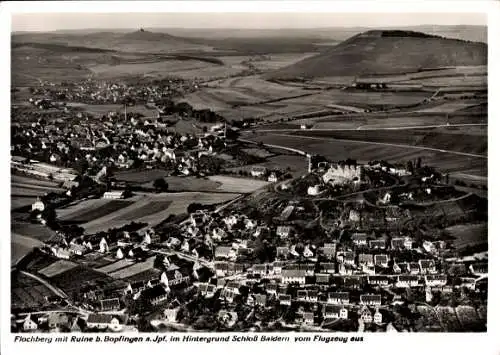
[153,178,168,192]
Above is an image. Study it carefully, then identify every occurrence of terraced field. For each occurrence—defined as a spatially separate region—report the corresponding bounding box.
[38,260,78,278]
[11,271,54,309]
[57,199,134,223]
[80,192,240,234]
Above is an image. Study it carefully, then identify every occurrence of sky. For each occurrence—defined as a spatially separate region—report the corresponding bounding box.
[11,12,487,32]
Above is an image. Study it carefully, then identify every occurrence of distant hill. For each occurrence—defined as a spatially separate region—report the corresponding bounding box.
[265,30,488,80]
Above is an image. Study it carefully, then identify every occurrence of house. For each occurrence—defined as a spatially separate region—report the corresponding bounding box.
[324,305,348,319]
[408,262,420,275]
[315,273,330,284]
[69,243,87,256]
[343,277,362,289]
[276,246,289,259]
[425,275,447,287]
[219,289,236,303]
[164,308,179,322]
[103,190,125,199]
[307,185,321,196]
[360,294,382,306]
[198,283,216,298]
[359,253,374,267]
[352,233,368,246]
[51,246,70,260]
[31,198,45,212]
[48,313,69,330]
[374,254,389,268]
[469,263,488,277]
[349,210,361,222]
[391,237,405,250]
[368,276,389,287]
[303,245,314,258]
[251,166,267,178]
[369,239,386,250]
[251,294,267,307]
[225,282,241,294]
[422,240,438,254]
[337,251,355,266]
[306,290,318,302]
[396,275,420,288]
[100,298,121,311]
[321,243,337,260]
[254,226,270,238]
[268,173,278,183]
[359,306,372,323]
[252,264,267,275]
[215,246,236,260]
[215,261,229,277]
[99,237,109,253]
[124,281,147,295]
[276,226,292,239]
[281,269,306,284]
[373,309,383,324]
[297,290,308,301]
[280,205,295,221]
[393,263,402,274]
[302,312,315,325]
[265,283,278,296]
[418,259,437,274]
[86,314,121,330]
[279,294,292,305]
[327,292,349,305]
[319,262,336,273]
[141,285,169,306]
[22,315,38,331]
[403,237,414,250]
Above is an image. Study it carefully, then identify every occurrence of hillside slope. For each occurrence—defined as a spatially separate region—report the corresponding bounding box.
[265,30,487,79]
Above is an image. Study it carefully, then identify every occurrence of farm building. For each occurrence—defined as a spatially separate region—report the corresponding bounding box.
[103,191,125,199]
[360,294,382,306]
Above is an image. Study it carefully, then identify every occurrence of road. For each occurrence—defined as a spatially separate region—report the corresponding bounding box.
[253,123,487,133]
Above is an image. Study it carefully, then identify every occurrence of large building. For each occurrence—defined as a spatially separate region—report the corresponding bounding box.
[322,163,362,185]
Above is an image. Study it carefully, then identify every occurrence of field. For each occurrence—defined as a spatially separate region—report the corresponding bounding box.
[49,265,121,295]
[77,192,240,234]
[207,175,271,193]
[11,271,54,309]
[11,174,65,205]
[242,132,487,178]
[289,127,487,155]
[96,258,137,274]
[38,260,78,278]
[11,232,47,266]
[108,256,156,279]
[416,102,485,113]
[12,222,54,241]
[57,199,134,223]
[68,103,159,117]
[445,223,487,250]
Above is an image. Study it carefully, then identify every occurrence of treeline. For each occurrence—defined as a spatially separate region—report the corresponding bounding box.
[156,99,226,123]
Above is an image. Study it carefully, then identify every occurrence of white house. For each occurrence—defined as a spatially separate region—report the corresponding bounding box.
[31,198,45,212]
[396,275,420,288]
[99,238,109,253]
[324,305,348,319]
[281,269,306,284]
[250,166,267,178]
[86,314,121,331]
[103,191,125,199]
[116,248,124,259]
[373,309,383,324]
[425,275,447,287]
[23,315,38,331]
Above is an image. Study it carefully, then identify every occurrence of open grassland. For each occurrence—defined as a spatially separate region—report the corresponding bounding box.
[80,192,240,234]
[57,199,134,223]
[38,260,78,278]
[243,132,486,177]
[12,197,35,210]
[11,271,54,309]
[113,168,171,184]
[446,223,487,250]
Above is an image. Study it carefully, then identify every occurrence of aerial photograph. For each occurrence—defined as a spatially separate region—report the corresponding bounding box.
[10,12,487,334]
